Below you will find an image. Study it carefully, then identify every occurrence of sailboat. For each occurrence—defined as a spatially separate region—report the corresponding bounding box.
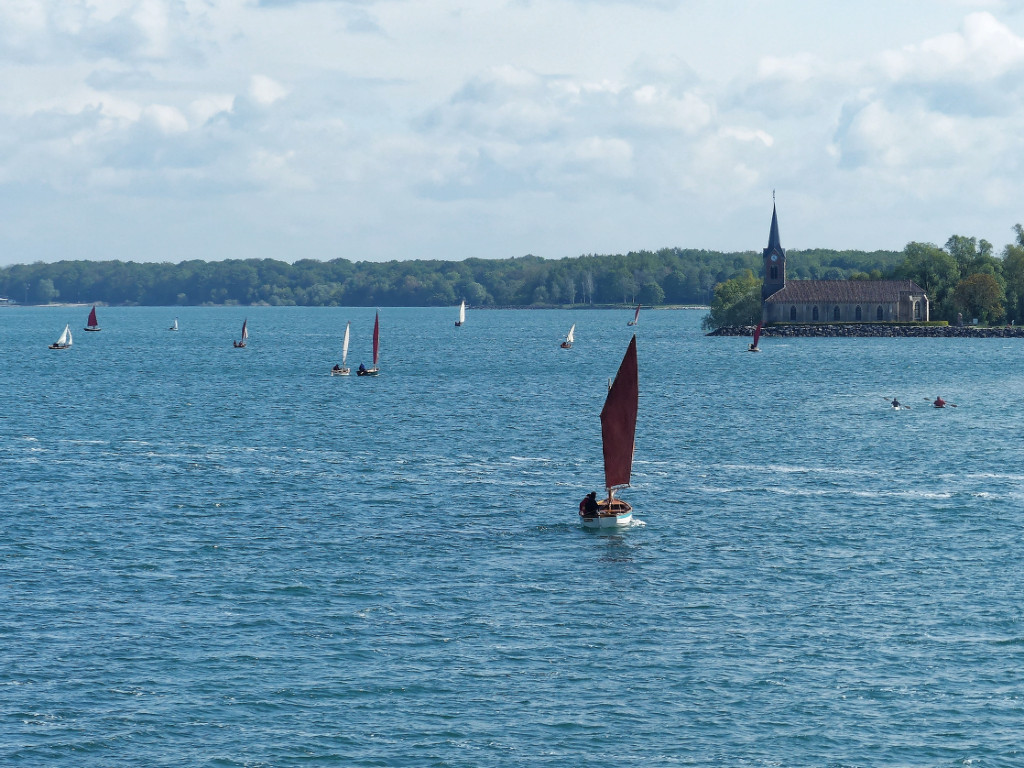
[169,317,179,331]
[627,304,640,326]
[455,300,465,327]
[748,322,763,352]
[49,324,73,350]
[579,334,638,528]
[84,305,101,331]
[233,319,248,348]
[560,323,575,349]
[332,321,351,375]
[358,312,380,375]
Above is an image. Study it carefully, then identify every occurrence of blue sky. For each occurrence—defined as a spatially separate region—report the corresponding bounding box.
[2,0,1024,266]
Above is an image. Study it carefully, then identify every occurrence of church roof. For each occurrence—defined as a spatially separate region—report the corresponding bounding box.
[762,203,784,259]
[764,280,927,304]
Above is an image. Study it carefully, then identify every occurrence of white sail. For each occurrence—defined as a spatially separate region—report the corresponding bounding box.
[171,318,178,331]
[566,324,575,344]
[55,324,72,347]
[459,301,466,325]
[342,321,350,365]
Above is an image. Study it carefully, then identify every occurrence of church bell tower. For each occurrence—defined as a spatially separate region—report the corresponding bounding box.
[762,202,786,300]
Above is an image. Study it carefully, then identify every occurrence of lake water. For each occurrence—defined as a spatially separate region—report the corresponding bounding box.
[3,306,1024,767]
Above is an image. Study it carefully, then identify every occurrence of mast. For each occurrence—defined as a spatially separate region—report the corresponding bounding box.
[342,322,350,365]
[241,319,248,341]
[600,335,638,498]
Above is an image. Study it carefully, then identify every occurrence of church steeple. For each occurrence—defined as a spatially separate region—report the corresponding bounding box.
[762,201,786,301]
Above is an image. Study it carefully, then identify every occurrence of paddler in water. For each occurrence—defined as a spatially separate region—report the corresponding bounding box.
[891,398,901,409]
[933,396,946,408]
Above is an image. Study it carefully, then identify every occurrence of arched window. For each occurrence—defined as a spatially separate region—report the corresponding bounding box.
[914,301,922,320]
[770,266,778,280]
[812,306,819,321]
[833,306,840,321]
[855,305,862,321]
[877,305,884,321]
[790,306,797,321]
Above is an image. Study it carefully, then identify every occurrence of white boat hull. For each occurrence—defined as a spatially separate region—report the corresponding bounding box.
[580,499,633,529]
[331,368,350,376]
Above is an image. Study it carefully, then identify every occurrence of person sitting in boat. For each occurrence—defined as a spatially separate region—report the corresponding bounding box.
[934,396,946,408]
[333,364,341,371]
[891,398,900,409]
[358,362,367,374]
[580,491,599,516]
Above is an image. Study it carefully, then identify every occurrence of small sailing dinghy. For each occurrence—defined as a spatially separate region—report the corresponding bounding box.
[579,334,638,528]
[332,321,351,376]
[455,300,465,327]
[49,324,73,350]
[627,304,640,326]
[169,317,178,331]
[84,305,101,331]
[748,322,763,352]
[233,319,248,348]
[560,323,575,349]
[358,312,381,375]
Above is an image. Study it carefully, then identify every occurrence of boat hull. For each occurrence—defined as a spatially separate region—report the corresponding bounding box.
[331,368,350,376]
[357,368,380,376]
[560,342,572,349]
[84,327,101,332]
[580,499,633,529]
[48,344,71,350]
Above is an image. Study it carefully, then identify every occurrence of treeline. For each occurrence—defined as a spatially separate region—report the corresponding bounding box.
[704,226,1024,328]
[0,247,903,308]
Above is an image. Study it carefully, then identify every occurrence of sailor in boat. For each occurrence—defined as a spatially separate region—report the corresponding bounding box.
[579,491,599,518]
[358,362,367,375]
[333,364,342,372]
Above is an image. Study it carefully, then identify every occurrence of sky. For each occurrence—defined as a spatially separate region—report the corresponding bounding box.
[2,0,1024,266]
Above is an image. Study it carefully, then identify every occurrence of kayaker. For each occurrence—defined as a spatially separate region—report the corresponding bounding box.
[934,396,946,408]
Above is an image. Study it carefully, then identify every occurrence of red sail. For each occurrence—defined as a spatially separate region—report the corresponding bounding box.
[87,306,97,327]
[600,335,638,490]
[753,322,762,347]
[372,312,380,367]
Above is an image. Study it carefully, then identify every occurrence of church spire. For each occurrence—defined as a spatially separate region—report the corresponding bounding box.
[767,203,782,253]
[762,199,786,301]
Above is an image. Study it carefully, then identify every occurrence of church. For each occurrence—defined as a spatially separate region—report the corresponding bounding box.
[760,205,929,324]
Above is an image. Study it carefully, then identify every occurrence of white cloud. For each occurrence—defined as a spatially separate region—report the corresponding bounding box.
[248,74,289,107]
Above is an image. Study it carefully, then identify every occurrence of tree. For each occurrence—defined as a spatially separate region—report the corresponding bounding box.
[701,270,762,330]
[894,242,960,320]
[952,273,1005,325]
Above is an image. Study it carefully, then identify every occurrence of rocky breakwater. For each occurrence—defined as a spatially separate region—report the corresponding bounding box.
[708,324,1024,338]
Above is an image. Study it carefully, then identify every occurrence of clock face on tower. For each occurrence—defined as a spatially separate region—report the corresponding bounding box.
[771,254,778,262]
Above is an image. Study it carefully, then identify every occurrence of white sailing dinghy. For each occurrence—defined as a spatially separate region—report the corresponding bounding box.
[234,319,248,348]
[49,324,73,350]
[169,317,179,331]
[455,300,465,327]
[332,321,351,375]
[579,334,638,528]
[560,323,575,349]
[84,305,101,332]
[358,312,380,375]
[627,304,640,326]
[748,322,763,352]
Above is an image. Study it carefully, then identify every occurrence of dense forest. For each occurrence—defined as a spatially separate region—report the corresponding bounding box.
[0,247,903,308]
[703,226,1024,328]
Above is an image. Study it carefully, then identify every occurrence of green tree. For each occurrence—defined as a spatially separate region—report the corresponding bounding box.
[894,242,960,321]
[952,273,1005,325]
[701,270,762,330]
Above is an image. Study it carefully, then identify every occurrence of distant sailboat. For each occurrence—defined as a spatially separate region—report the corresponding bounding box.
[748,322,763,352]
[560,323,575,349]
[169,317,178,331]
[358,312,380,375]
[49,324,73,350]
[332,321,351,376]
[233,319,248,348]
[455,300,465,327]
[84,305,101,331]
[579,335,638,528]
[627,304,640,326]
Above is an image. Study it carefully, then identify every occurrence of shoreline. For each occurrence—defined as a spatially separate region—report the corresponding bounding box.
[708,323,1024,338]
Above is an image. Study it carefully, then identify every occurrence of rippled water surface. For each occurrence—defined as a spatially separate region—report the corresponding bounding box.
[3,306,1024,767]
